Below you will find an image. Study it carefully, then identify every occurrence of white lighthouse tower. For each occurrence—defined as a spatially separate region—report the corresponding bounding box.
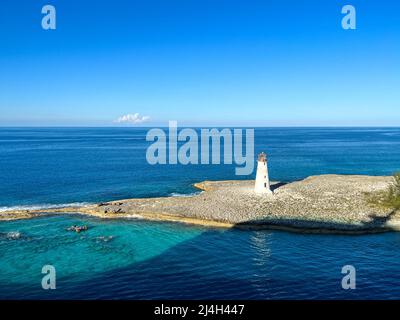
[254,152,272,194]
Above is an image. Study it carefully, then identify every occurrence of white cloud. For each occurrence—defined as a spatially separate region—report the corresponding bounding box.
[114,113,150,124]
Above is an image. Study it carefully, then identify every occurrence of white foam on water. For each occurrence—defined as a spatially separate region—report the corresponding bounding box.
[168,192,202,197]
[0,202,91,212]
[125,214,144,219]
[6,231,21,239]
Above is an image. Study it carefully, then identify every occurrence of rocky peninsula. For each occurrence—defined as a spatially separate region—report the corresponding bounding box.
[1,174,400,234]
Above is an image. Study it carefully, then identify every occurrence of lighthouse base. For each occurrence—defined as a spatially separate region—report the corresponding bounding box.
[254,188,273,195]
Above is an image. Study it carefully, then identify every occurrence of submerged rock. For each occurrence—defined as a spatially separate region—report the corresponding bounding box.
[84,175,400,233]
[67,225,89,233]
[2,174,400,233]
[96,236,114,242]
[0,231,22,240]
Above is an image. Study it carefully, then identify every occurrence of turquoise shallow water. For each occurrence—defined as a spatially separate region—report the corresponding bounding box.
[1,127,400,299]
[2,214,400,299]
[0,215,204,299]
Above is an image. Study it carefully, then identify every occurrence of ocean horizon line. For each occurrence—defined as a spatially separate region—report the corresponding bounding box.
[1,125,400,129]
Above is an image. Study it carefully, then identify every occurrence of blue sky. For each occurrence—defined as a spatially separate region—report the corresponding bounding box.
[0,0,399,126]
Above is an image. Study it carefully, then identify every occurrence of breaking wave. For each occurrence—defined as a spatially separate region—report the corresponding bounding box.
[168,192,202,197]
[0,203,90,213]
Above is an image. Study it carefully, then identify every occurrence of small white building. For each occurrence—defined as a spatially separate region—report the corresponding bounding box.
[254,152,273,194]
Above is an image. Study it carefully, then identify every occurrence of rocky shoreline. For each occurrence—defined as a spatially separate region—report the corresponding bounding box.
[1,174,400,234]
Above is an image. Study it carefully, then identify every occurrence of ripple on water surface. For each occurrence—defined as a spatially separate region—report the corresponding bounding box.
[1,215,400,299]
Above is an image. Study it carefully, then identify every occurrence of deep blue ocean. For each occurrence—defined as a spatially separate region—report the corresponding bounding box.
[1,127,400,299]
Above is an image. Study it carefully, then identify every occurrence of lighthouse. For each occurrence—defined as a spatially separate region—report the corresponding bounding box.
[254,152,273,194]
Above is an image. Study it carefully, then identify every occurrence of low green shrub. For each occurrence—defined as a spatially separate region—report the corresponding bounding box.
[369,173,400,210]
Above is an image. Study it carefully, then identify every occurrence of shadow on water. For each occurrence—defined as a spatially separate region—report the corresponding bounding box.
[1,220,400,300]
[234,210,398,234]
[0,232,346,299]
[0,190,399,299]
